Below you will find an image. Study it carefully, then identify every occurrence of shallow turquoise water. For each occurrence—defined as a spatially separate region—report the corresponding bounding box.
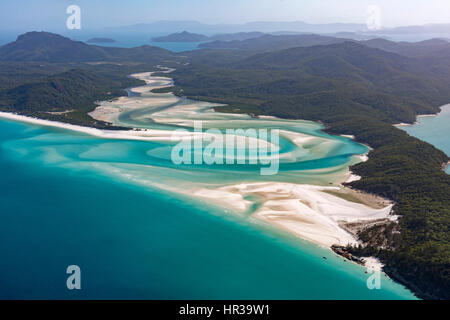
[0,70,418,299]
[399,105,450,174]
[0,117,417,299]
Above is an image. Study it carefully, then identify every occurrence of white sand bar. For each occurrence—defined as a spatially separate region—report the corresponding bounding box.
[193,182,395,248]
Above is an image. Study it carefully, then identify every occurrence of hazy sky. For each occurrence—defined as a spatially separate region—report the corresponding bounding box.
[2,0,450,31]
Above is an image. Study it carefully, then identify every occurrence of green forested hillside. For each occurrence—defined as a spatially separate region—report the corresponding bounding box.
[0,32,110,62]
[0,63,155,127]
[153,31,209,42]
[0,31,177,126]
[363,38,450,58]
[0,31,178,63]
[198,34,347,51]
[171,42,450,299]
[175,42,450,124]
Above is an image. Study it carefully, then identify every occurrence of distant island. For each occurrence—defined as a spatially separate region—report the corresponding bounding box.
[86,37,116,44]
[152,31,209,42]
[152,31,267,43]
[209,31,266,41]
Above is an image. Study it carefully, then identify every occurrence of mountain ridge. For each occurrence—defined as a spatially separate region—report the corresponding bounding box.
[0,31,177,63]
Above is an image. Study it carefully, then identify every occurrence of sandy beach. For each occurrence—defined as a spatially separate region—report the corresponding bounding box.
[192,182,395,248]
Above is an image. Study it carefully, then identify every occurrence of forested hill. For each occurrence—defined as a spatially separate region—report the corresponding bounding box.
[171,41,450,300]
[0,31,177,63]
[0,32,108,62]
[152,31,209,42]
[0,65,149,127]
[198,32,450,57]
[0,31,179,126]
[362,38,450,58]
[176,41,450,124]
[199,34,349,51]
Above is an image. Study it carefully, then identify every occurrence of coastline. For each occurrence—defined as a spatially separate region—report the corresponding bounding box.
[0,111,250,144]
[0,110,391,273]
[394,103,450,173]
[192,182,395,249]
[0,70,397,273]
[394,103,450,127]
